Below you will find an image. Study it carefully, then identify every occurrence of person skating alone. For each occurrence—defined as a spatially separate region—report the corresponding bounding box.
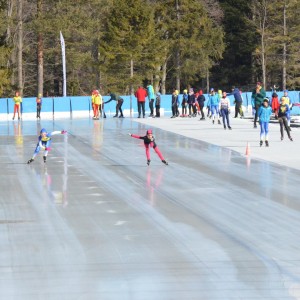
[129,129,168,166]
[258,98,272,147]
[27,128,67,164]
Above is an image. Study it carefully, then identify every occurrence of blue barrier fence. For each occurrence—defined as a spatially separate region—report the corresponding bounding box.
[1,91,300,117]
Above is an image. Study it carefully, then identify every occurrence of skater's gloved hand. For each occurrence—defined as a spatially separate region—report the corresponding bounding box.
[45,147,51,151]
[61,130,67,134]
[128,133,132,136]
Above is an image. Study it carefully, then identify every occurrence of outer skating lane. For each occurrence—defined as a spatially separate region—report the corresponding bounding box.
[0,118,299,300]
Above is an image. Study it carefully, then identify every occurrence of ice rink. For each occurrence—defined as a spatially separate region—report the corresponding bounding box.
[0,115,300,300]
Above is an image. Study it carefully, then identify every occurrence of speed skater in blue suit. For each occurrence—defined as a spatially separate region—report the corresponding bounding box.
[27,128,67,164]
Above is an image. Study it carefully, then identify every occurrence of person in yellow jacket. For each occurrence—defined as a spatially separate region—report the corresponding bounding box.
[92,90,102,119]
[13,91,22,120]
[280,90,292,129]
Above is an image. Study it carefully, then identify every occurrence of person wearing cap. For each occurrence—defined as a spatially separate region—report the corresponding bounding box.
[181,89,188,117]
[278,97,293,141]
[187,88,196,117]
[155,92,161,118]
[230,87,244,118]
[92,90,102,119]
[171,89,179,118]
[147,83,155,117]
[280,90,292,130]
[271,91,280,119]
[128,129,168,165]
[258,97,272,147]
[27,128,67,164]
[104,91,124,118]
[12,91,22,120]
[197,89,206,120]
[251,82,266,128]
[209,88,221,124]
[36,93,42,119]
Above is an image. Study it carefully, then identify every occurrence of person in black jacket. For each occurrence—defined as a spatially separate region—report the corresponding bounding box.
[197,89,206,120]
[129,129,168,165]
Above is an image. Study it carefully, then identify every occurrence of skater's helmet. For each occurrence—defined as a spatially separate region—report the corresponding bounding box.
[40,128,47,134]
[146,129,152,135]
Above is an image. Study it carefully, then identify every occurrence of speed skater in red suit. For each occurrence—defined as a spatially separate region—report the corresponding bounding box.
[129,129,168,166]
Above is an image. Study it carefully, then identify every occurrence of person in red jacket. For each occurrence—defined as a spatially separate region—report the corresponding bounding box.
[271,92,280,119]
[129,129,168,166]
[134,86,147,118]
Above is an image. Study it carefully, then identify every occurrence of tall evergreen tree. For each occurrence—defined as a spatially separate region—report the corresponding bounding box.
[99,0,156,94]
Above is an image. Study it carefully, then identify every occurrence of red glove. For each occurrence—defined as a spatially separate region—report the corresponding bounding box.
[61,130,67,134]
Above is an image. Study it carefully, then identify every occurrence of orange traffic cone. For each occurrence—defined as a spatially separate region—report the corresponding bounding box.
[245,142,250,156]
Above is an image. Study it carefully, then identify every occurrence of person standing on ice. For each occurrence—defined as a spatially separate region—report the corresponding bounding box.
[128,129,168,166]
[27,128,67,164]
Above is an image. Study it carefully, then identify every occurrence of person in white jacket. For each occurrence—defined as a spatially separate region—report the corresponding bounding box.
[219,91,232,130]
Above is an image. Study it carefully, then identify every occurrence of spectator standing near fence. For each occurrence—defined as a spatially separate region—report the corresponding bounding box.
[197,89,206,120]
[271,92,280,119]
[36,93,42,119]
[105,91,124,118]
[12,91,22,120]
[209,88,221,124]
[135,86,147,118]
[147,84,155,117]
[219,91,231,130]
[251,82,266,128]
[155,92,161,118]
[280,90,292,130]
[231,87,244,118]
[92,90,101,119]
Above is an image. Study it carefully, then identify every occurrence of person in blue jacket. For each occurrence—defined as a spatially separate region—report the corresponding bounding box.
[209,88,221,124]
[258,97,272,147]
[27,128,67,164]
[147,84,155,117]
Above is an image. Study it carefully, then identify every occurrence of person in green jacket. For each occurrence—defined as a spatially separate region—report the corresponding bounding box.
[251,82,266,128]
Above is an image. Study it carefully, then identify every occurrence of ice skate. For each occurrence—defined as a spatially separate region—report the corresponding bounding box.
[162,160,168,165]
[27,158,34,164]
[43,156,47,163]
[147,159,151,166]
[265,140,269,147]
[260,140,263,147]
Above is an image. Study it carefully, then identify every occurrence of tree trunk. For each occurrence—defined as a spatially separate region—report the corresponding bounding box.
[161,60,167,95]
[206,69,210,94]
[175,0,180,92]
[282,0,287,90]
[261,0,267,89]
[37,0,43,96]
[17,0,23,94]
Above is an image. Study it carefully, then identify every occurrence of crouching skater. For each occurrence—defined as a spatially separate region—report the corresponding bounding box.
[27,128,67,164]
[129,129,168,166]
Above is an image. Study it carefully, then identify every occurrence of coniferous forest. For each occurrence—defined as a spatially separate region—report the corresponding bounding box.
[0,0,299,97]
